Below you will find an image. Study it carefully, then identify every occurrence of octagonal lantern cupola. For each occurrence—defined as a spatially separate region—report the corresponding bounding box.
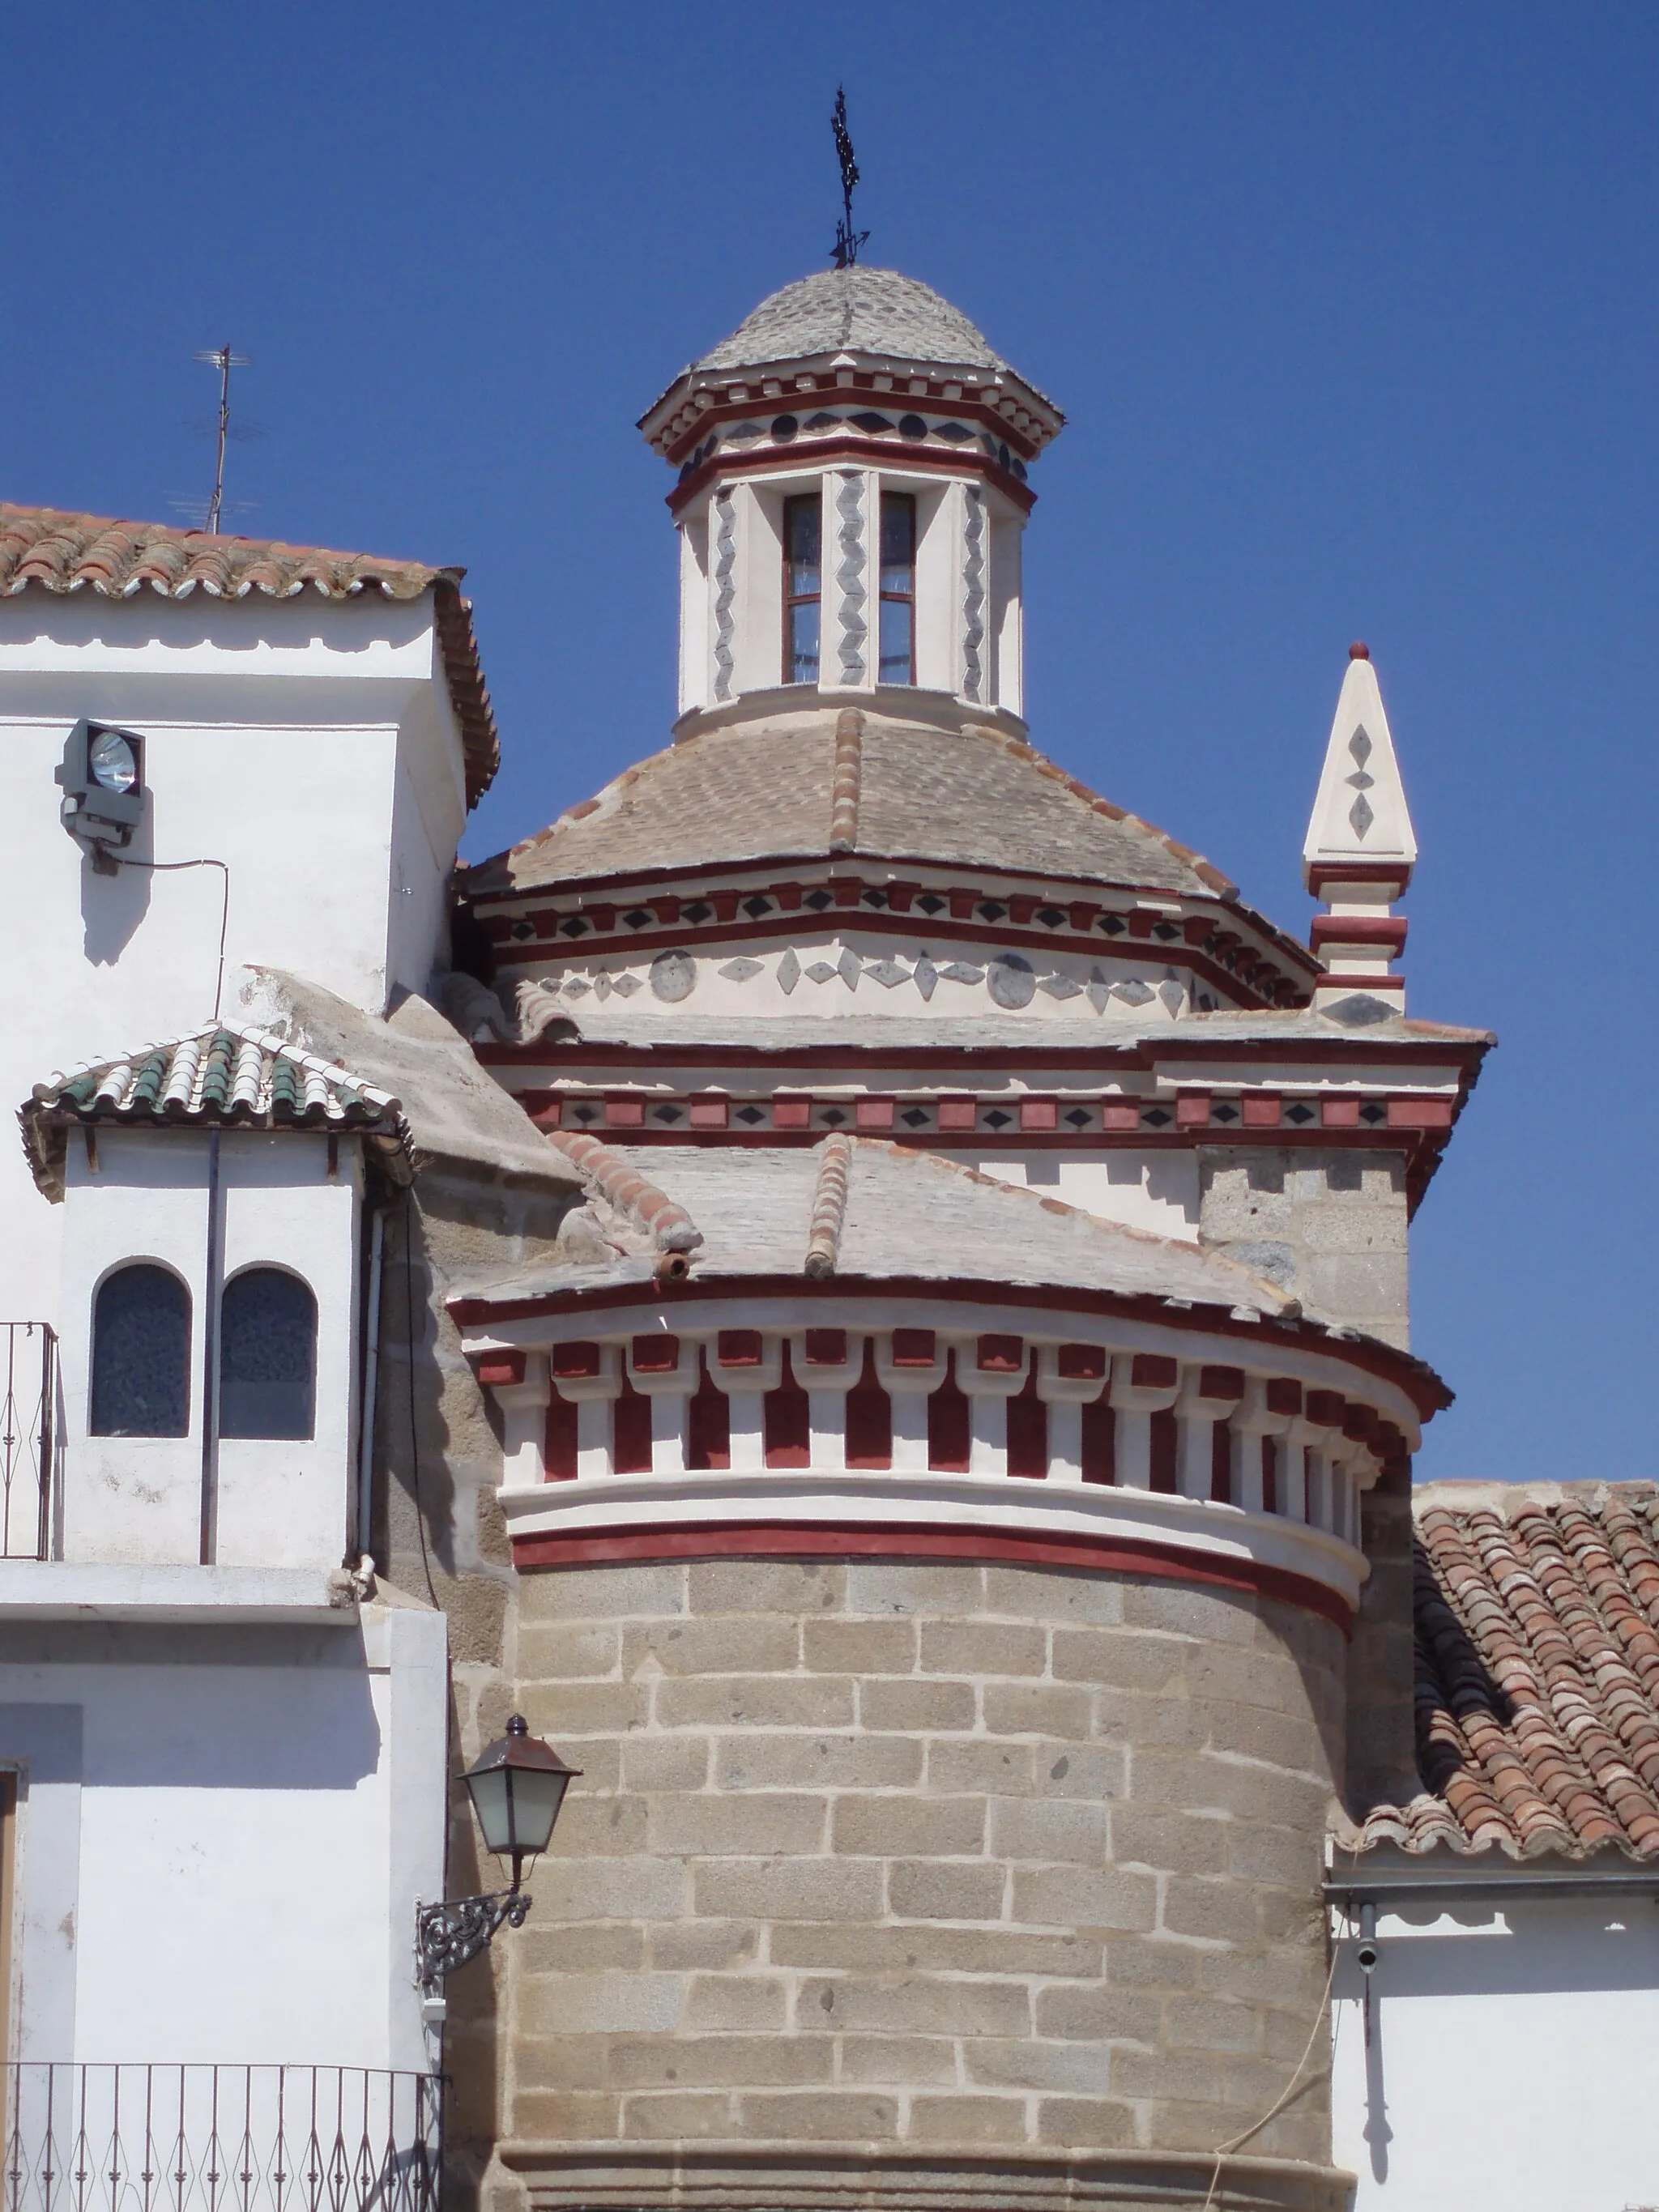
[639,267,1064,731]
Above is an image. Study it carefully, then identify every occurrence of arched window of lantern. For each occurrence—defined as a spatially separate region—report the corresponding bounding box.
[91,1263,192,1437]
[219,1267,318,1441]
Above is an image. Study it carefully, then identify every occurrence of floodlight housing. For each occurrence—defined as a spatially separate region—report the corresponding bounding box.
[56,718,146,867]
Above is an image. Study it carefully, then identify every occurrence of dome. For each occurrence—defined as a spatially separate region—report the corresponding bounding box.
[694,266,1011,379]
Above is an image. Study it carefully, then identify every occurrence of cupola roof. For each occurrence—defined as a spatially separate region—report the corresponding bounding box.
[640,267,1063,452]
[697,267,1010,381]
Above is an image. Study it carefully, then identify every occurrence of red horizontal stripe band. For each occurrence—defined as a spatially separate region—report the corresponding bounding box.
[510,1517,1354,1634]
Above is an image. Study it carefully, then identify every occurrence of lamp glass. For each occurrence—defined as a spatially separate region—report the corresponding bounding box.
[464,1764,517,1856]
[87,729,138,795]
[504,1765,571,1856]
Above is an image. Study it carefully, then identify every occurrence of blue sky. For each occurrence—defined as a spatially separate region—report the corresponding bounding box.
[5,7,1654,1484]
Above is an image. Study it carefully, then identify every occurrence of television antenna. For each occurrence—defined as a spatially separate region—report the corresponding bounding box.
[191,346,252,534]
[830,87,869,270]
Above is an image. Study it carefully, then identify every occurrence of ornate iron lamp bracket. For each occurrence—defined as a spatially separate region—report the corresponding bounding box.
[416,1890,531,1994]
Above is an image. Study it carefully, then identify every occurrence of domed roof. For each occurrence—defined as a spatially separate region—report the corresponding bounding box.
[694,266,1011,379]
[468,713,1235,902]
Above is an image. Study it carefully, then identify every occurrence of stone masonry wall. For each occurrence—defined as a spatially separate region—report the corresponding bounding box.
[1197,1149,1410,1352]
[370,1166,575,2201]
[493,1558,1346,2202]
[1199,1146,1416,1839]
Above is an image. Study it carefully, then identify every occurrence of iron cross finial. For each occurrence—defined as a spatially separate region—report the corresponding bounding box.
[831,86,869,269]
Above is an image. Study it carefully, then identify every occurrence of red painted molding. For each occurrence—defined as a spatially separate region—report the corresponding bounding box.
[488,910,1295,1012]
[666,435,1038,520]
[480,1032,1486,1075]
[658,383,1045,469]
[1306,862,1412,898]
[1309,914,1409,954]
[451,1270,1452,1417]
[509,1519,1355,1634]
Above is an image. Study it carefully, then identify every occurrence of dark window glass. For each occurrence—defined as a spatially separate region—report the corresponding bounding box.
[219,1268,317,1440]
[91,1264,190,1437]
[783,495,821,684]
[878,492,915,684]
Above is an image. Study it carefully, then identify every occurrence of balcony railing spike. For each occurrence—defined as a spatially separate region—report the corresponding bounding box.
[1,2070,439,2212]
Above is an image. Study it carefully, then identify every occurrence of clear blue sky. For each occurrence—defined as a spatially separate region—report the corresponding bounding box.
[6,7,1653,1485]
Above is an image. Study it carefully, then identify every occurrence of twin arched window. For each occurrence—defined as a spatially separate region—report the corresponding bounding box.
[90,1264,317,1440]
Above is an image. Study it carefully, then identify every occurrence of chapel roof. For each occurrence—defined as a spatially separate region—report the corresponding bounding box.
[1347,1482,1659,1861]
[0,503,498,806]
[467,714,1237,901]
[20,1021,416,1200]
[448,1131,1453,1418]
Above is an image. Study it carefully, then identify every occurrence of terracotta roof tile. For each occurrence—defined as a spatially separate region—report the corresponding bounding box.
[467,710,1238,901]
[19,1022,415,1199]
[1354,1483,1659,1860]
[0,503,497,806]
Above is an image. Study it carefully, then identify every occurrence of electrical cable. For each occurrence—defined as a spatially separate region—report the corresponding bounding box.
[403,1188,440,1609]
[111,854,231,1021]
[1199,1941,1342,2212]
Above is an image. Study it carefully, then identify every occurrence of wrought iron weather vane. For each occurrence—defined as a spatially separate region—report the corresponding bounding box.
[831,86,869,269]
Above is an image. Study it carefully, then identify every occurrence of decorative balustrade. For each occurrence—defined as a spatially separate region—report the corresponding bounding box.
[0,1325,58,1562]
[474,1325,1409,1550]
[1,2066,441,2212]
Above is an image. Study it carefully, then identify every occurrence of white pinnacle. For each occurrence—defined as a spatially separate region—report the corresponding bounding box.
[1302,648,1417,890]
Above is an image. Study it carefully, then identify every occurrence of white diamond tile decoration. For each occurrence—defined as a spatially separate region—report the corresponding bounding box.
[938,962,984,985]
[719,958,765,982]
[777,949,801,995]
[1115,979,1155,1006]
[913,957,938,1001]
[865,960,911,989]
[838,948,862,989]
[1348,793,1375,838]
[1038,974,1083,999]
[611,974,642,997]
[804,962,838,985]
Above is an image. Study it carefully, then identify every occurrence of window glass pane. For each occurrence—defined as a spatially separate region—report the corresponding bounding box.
[92,1264,190,1437]
[220,1268,317,1440]
[878,595,914,685]
[880,493,915,594]
[784,497,821,595]
[787,599,821,685]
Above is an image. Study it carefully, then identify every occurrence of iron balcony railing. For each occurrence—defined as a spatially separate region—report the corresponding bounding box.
[0,1325,57,1563]
[2,2067,441,2212]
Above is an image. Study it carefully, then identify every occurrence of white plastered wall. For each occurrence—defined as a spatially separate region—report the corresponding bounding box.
[681,462,1003,710]
[978,1151,1201,1238]
[58,1127,361,1570]
[1331,1899,1659,2209]
[0,590,466,1328]
[0,1601,446,2066]
[988,510,1024,717]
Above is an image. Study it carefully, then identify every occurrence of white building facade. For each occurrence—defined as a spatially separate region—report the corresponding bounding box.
[0,513,527,2207]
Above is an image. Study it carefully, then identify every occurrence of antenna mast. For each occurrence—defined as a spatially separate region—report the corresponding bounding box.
[193,345,250,535]
[830,87,869,270]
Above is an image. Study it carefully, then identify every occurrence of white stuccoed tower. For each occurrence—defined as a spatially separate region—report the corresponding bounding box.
[638,266,1063,732]
[1303,642,1418,1011]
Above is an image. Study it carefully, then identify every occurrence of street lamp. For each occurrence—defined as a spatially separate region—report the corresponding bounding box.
[416,1715,581,2000]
